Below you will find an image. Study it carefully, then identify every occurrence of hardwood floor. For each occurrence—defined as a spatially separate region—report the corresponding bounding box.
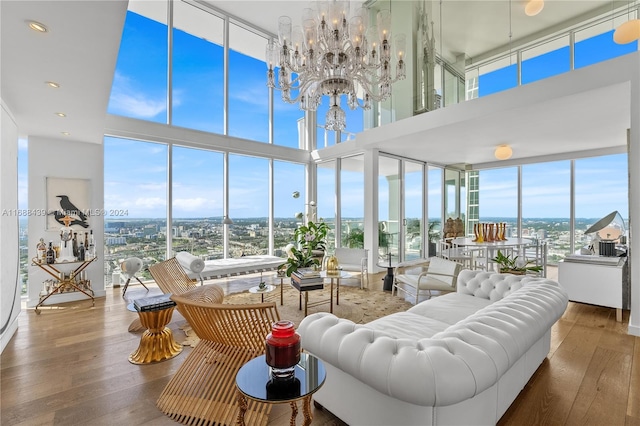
[1,271,638,426]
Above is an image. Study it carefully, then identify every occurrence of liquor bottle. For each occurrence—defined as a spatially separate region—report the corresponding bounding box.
[88,230,95,259]
[36,238,46,263]
[72,232,78,258]
[78,242,85,262]
[83,232,90,258]
[46,241,55,265]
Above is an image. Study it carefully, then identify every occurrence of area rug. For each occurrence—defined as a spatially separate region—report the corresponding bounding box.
[180,285,412,347]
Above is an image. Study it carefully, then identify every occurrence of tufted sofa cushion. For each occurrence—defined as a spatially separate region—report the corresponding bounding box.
[298,272,568,407]
[456,269,557,301]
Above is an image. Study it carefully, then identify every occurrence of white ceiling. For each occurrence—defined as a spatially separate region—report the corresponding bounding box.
[0,0,634,165]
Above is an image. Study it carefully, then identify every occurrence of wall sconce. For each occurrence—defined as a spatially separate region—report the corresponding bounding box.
[495,144,513,160]
[525,0,544,16]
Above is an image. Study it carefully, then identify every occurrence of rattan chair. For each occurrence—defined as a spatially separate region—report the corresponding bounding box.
[156,286,280,426]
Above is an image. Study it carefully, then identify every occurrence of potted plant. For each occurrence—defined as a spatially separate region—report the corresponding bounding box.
[344,228,364,249]
[492,250,543,275]
[280,220,328,276]
[427,220,440,257]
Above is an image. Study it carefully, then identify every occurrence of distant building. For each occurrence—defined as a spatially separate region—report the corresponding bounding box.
[106,236,126,245]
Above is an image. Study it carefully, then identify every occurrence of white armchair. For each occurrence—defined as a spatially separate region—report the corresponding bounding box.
[334,247,369,289]
[392,256,461,304]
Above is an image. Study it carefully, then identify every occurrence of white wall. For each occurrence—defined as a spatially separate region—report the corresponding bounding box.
[27,137,104,307]
[1,100,21,353]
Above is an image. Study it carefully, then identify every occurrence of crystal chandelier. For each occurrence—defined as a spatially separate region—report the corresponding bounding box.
[266,1,406,132]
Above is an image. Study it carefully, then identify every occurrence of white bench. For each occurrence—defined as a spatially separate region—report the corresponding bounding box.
[334,248,369,289]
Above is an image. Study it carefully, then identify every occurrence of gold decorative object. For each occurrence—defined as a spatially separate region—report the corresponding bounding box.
[323,254,339,275]
[128,306,182,364]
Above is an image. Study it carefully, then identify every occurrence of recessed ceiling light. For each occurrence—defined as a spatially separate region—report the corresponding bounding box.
[61,131,70,136]
[46,81,60,88]
[55,112,66,117]
[28,21,48,33]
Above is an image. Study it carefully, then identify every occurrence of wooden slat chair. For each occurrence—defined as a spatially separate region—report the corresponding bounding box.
[148,256,224,306]
[156,286,280,426]
[149,257,200,295]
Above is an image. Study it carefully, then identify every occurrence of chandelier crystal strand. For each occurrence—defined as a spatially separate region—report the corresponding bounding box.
[266,0,405,131]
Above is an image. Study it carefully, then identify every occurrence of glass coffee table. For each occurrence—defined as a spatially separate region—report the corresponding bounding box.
[248,284,277,303]
[235,353,326,426]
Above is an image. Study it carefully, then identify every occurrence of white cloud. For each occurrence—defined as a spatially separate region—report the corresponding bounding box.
[18,139,28,151]
[135,198,166,209]
[109,72,166,118]
[173,197,213,212]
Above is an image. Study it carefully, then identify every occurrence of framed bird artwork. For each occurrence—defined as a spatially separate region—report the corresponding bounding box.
[46,177,91,231]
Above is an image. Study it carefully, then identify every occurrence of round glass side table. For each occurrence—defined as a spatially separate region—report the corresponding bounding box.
[235,353,326,426]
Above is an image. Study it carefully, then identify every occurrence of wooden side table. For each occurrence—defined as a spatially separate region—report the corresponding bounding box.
[128,305,182,364]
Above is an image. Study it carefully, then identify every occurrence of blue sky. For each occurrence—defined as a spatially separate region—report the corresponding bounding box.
[19,9,633,221]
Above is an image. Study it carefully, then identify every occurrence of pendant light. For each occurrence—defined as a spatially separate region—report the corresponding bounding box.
[495,145,513,160]
[614,0,640,44]
[525,0,544,17]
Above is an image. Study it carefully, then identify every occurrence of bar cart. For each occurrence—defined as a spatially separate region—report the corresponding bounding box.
[32,257,97,314]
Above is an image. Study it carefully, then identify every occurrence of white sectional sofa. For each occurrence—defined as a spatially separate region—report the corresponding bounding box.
[298,269,568,426]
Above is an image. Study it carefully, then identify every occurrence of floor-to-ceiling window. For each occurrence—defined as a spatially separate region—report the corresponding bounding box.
[574,154,629,251]
[478,167,518,236]
[274,161,306,254]
[172,1,223,133]
[108,6,168,124]
[171,146,224,258]
[228,154,269,256]
[378,155,400,262]
[317,161,337,251]
[103,137,168,286]
[18,139,28,295]
[341,155,365,250]
[522,161,571,263]
[229,23,270,142]
[405,161,424,259]
[428,165,443,252]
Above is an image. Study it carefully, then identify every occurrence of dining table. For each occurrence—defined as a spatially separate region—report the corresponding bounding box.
[449,237,535,271]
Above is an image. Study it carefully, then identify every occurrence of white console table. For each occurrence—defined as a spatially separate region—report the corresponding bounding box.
[558,257,625,322]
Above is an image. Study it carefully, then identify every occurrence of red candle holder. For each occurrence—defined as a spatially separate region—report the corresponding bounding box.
[265,320,300,379]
